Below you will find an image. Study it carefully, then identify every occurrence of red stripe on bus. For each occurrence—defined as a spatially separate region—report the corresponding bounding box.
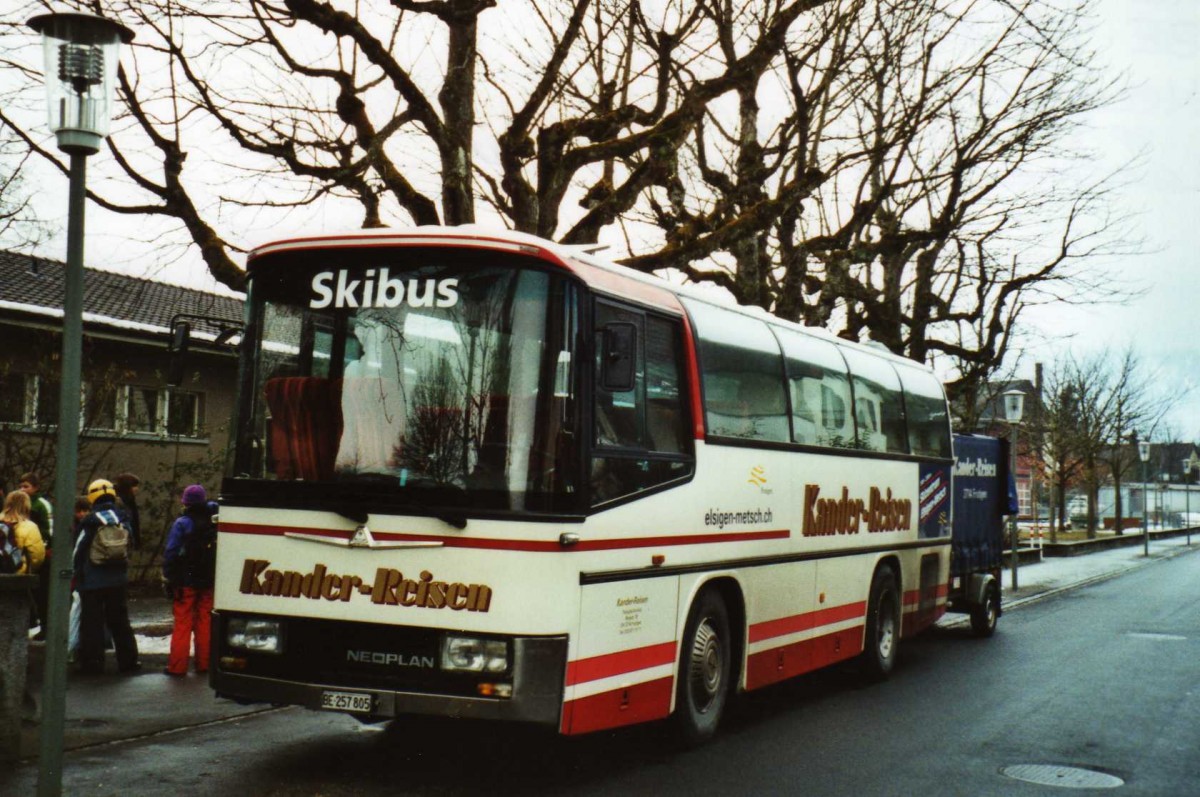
[747,601,867,644]
[902,583,950,606]
[560,676,674,735]
[567,258,688,313]
[745,626,864,690]
[565,641,676,687]
[679,311,706,440]
[250,234,571,271]
[218,523,789,552]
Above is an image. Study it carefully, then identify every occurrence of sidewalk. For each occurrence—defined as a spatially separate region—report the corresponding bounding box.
[20,595,266,757]
[19,536,1200,758]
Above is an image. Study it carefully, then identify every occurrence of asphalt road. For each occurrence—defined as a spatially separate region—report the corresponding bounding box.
[8,547,1199,796]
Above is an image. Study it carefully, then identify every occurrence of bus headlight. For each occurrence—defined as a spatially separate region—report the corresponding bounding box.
[441,635,508,673]
[226,618,284,654]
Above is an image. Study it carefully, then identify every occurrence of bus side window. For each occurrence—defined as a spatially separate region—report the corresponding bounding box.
[841,348,909,455]
[895,363,951,458]
[820,381,854,448]
[591,303,692,506]
[775,327,854,449]
[683,300,788,444]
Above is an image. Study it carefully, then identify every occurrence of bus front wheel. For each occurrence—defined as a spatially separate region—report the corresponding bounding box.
[673,590,731,747]
[861,566,900,681]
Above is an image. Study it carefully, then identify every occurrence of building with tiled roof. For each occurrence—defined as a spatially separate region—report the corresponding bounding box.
[0,250,244,581]
[0,250,243,340]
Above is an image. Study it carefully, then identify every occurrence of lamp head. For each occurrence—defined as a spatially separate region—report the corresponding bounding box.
[28,12,134,154]
[1002,389,1025,424]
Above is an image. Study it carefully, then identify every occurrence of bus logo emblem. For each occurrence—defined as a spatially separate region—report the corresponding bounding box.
[350,525,373,548]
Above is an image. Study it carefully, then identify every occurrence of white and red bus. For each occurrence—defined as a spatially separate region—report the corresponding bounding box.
[208,227,955,743]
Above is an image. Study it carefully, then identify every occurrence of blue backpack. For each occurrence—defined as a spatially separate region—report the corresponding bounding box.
[0,521,24,574]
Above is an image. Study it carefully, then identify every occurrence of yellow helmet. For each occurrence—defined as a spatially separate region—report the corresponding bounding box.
[87,479,116,506]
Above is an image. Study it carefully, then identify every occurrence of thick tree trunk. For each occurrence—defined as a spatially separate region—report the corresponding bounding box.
[438,1,483,225]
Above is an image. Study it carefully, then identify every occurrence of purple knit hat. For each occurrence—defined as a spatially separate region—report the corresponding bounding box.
[181,484,207,506]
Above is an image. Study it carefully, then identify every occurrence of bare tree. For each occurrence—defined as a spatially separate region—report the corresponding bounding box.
[0,151,47,250]
[1035,350,1181,540]
[1,0,1129,403]
[621,0,1132,405]
[1097,351,1185,534]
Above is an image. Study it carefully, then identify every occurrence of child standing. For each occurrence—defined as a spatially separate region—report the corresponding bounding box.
[162,484,218,677]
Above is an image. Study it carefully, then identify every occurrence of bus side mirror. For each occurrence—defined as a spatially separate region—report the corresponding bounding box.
[600,322,637,393]
[167,320,191,387]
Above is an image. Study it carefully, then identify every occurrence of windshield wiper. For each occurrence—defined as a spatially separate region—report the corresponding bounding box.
[406,481,469,529]
[332,472,470,529]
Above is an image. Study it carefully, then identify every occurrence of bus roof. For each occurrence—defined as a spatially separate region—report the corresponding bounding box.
[249,225,936,374]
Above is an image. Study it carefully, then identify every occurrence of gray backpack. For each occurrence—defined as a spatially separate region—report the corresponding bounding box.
[89,509,130,565]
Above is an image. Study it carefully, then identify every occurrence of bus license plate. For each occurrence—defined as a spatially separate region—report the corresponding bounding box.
[321,690,373,714]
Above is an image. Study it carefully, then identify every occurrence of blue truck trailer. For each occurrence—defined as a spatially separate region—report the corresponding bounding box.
[947,433,1012,636]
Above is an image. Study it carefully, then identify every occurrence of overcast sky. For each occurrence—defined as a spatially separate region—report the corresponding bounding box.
[10,0,1199,438]
[1020,0,1200,438]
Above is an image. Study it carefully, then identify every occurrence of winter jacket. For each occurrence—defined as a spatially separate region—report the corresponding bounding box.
[73,497,131,592]
[162,501,218,589]
[2,517,46,575]
[29,494,53,547]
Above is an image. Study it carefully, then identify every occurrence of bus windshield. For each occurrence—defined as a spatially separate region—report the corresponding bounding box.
[231,249,580,514]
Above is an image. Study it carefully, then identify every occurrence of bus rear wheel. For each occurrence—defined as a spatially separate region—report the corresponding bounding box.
[673,590,731,747]
[970,582,1000,638]
[861,566,899,681]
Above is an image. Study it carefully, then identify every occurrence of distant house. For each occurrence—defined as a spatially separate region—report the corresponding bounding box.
[1098,442,1200,527]
[0,250,243,567]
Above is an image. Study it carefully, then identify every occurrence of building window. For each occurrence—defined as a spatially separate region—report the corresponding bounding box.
[0,375,204,439]
[35,376,60,427]
[83,381,118,431]
[119,386,205,437]
[167,390,204,437]
[125,386,162,433]
[0,372,28,424]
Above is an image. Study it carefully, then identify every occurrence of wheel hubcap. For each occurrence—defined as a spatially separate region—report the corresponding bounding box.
[689,619,722,713]
[878,600,895,659]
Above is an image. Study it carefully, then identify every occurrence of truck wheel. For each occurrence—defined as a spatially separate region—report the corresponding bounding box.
[970,583,999,638]
[861,566,899,681]
[673,590,731,747]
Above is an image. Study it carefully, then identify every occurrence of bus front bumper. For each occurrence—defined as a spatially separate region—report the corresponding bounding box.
[212,635,569,726]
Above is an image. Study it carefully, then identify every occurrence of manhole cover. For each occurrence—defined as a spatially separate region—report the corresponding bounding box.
[1002,764,1124,789]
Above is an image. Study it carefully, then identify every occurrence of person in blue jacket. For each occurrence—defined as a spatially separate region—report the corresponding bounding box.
[162,484,218,677]
[73,479,140,675]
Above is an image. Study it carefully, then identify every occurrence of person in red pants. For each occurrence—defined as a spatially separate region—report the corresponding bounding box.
[161,484,218,677]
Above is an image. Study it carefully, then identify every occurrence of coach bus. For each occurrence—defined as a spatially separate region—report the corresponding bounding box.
[208,226,956,744]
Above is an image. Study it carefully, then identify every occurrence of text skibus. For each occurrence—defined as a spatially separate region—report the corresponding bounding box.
[211,227,960,743]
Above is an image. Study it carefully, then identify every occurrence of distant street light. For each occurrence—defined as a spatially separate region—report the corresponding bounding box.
[27,11,133,797]
[1003,389,1025,590]
[1138,439,1151,557]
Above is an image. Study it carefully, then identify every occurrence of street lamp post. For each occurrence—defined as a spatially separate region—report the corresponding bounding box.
[1138,439,1151,557]
[27,12,133,797]
[1003,389,1025,590]
[1185,458,1195,546]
